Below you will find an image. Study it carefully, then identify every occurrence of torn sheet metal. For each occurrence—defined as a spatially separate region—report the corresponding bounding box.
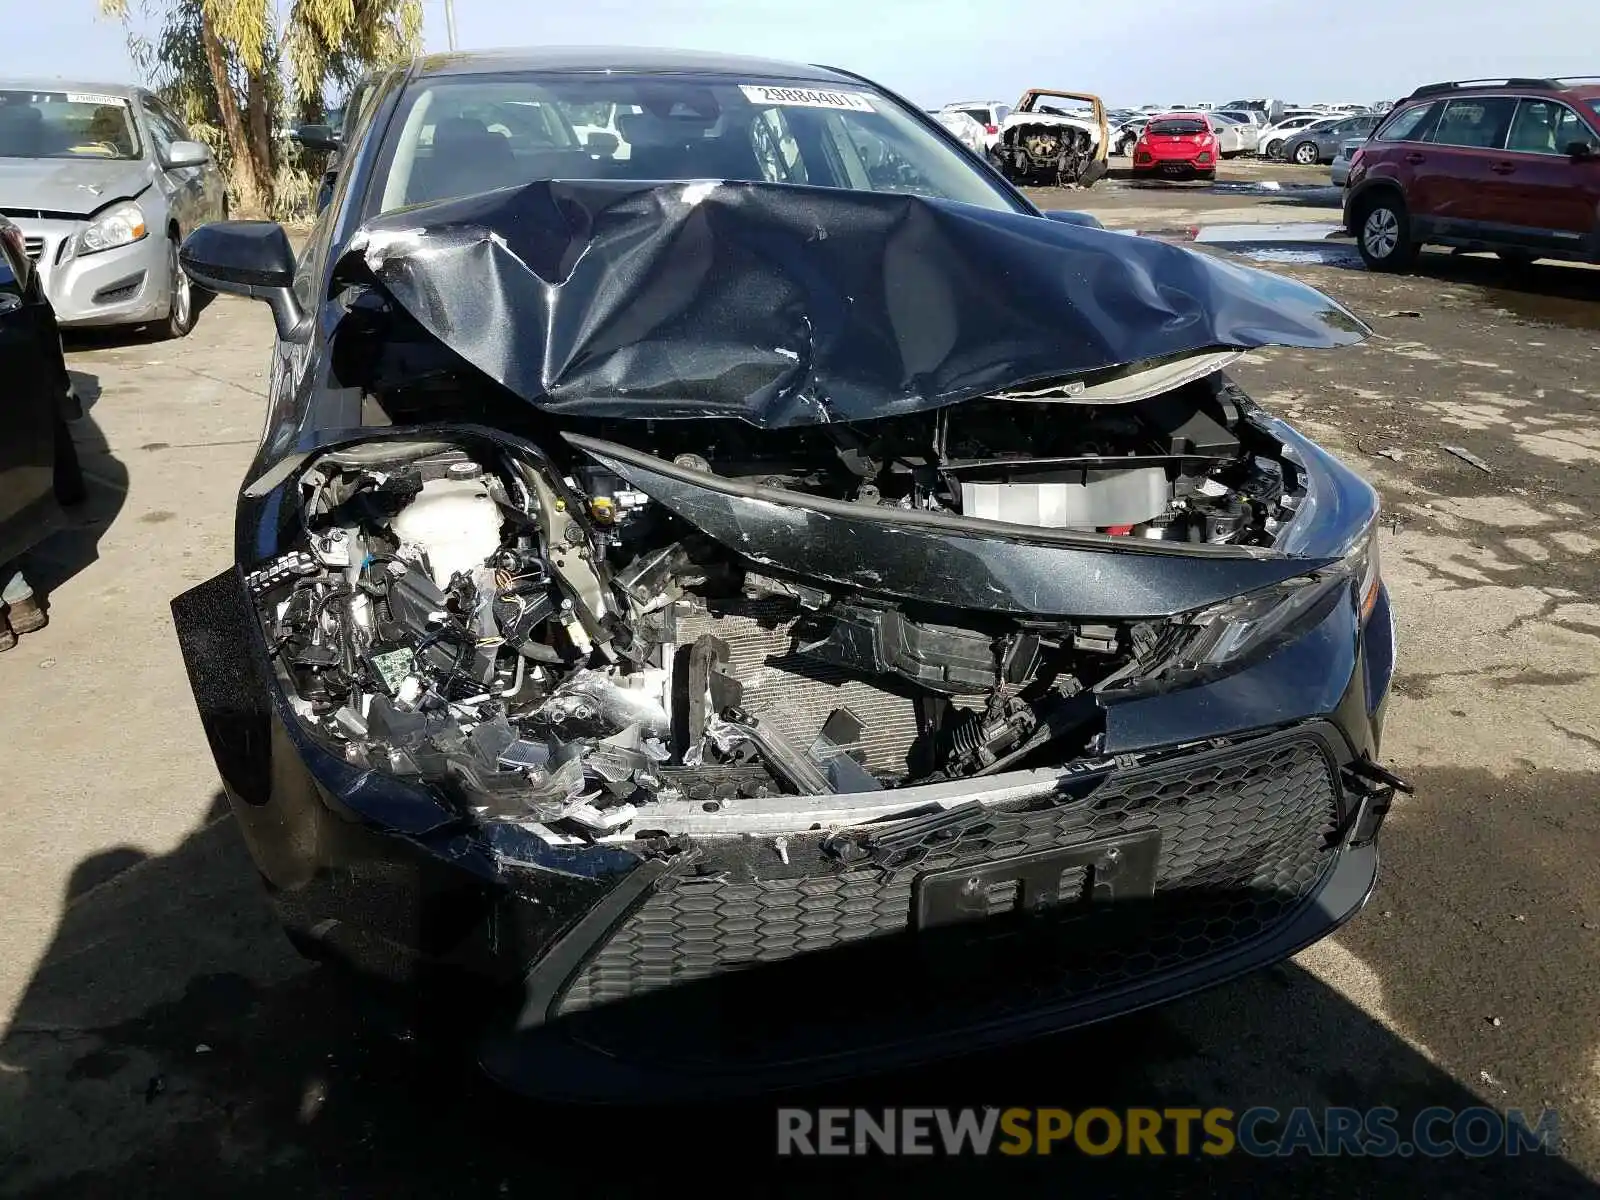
[566,434,1337,618]
[334,179,1369,430]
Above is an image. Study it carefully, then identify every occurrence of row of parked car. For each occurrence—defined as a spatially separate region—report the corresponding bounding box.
[935,98,1386,167]
[1105,107,1385,164]
[935,76,1600,279]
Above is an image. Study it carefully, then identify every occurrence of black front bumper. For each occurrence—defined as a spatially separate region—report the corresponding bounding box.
[172,566,1395,1100]
[484,722,1377,1099]
[484,846,1378,1101]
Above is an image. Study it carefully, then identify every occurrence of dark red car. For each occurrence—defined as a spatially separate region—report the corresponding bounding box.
[1132,112,1218,181]
[1344,76,1600,270]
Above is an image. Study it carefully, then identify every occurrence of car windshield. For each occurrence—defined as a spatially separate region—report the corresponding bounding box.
[1148,118,1206,135]
[369,73,1021,217]
[0,90,141,160]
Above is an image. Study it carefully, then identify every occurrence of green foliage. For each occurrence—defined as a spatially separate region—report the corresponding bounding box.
[97,0,420,217]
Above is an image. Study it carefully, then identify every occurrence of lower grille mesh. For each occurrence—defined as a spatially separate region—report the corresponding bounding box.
[556,730,1343,1026]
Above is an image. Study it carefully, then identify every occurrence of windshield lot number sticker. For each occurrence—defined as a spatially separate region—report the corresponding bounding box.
[740,85,874,113]
[65,93,129,107]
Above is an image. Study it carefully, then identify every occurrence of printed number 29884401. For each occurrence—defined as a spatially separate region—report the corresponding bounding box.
[738,85,875,113]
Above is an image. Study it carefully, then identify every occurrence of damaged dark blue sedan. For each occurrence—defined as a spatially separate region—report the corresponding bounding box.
[170,48,1402,1099]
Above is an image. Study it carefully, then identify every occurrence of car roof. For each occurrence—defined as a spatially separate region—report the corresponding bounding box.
[1402,77,1600,103]
[0,79,144,98]
[412,46,858,85]
[1152,110,1210,119]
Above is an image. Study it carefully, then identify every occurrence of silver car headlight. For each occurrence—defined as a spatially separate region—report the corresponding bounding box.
[79,202,148,255]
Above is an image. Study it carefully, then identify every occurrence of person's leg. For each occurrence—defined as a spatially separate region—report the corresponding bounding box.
[2,567,45,635]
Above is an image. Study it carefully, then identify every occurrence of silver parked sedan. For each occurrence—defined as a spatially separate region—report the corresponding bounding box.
[0,81,226,338]
[1330,137,1366,187]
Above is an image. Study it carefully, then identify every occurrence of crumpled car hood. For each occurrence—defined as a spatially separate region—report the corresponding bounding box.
[337,178,1368,429]
[0,158,148,215]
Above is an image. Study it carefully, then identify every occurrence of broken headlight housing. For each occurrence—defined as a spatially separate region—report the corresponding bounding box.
[1136,517,1381,684]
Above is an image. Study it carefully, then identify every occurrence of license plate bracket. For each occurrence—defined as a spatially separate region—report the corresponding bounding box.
[912,828,1161,930]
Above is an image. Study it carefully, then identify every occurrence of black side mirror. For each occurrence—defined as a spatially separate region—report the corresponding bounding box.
[179,220,308,341]
[1566,141,1596,160]
[292,123,340,153]
[585,131,620,156]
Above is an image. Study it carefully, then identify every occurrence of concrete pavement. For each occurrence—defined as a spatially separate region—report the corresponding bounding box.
[1,181,1597,1195]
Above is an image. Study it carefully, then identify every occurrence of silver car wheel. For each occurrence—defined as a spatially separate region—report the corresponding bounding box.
[171,243,192,328]
[1362,207,1399,259]
[1294,142,1318,165]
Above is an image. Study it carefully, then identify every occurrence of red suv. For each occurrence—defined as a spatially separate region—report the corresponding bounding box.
[1132,112,1218,181]
[1344,77,1600,270]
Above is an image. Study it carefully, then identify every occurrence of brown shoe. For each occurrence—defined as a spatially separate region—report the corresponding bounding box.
[5,595,46,635]
[0,616,14,653]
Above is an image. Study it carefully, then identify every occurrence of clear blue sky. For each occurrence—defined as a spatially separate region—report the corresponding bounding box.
[25,0,1600,109]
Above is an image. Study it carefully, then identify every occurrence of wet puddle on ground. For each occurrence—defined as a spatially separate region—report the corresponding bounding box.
[1135,221,1600,329]
[1232,245,1364,266]
[1132,220,1364,267]
[1108,178,1345,203]
[1450,273,1600,331]
[1193,221,1362,266]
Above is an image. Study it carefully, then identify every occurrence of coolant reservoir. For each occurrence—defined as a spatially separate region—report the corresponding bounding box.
[389,472,504,587]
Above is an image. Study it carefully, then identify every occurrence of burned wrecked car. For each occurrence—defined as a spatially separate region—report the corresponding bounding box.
[171,49,1401,1097]
[992,88,1110,188]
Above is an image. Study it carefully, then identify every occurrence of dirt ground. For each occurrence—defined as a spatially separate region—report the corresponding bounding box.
[2,169,1598,1197]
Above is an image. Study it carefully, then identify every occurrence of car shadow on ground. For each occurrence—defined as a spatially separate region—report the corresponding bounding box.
[1,769,1596,1197]
[16,383,128,607]
[59,295,218,353]
[1364,253,1600,329]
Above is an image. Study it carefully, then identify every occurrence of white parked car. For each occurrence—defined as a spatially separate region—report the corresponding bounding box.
[938,101,1011,152]
[1204,112,1252,157]
[1212,108,1265,129]
[932,109,988,155]
[1330,136,1366,186]
[1256,114,1335,158]
[1111,116,1149,156]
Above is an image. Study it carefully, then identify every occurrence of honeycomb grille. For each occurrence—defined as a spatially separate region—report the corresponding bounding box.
[555,730,1342,1020]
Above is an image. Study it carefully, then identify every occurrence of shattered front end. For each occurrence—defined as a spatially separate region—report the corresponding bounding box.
[171,181,1399,1095]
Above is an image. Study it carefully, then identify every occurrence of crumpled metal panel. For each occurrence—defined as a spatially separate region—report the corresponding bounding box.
[554,729,1340,1016]
[336,178,1368,429]
[567,435,1337,618]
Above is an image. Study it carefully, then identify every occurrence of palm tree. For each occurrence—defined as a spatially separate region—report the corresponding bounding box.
[97,0,420,215]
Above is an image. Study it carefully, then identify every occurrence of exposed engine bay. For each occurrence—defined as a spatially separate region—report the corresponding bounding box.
[994,121,1096,187]
[252,374,1311,845]
[991,87,1108,188]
